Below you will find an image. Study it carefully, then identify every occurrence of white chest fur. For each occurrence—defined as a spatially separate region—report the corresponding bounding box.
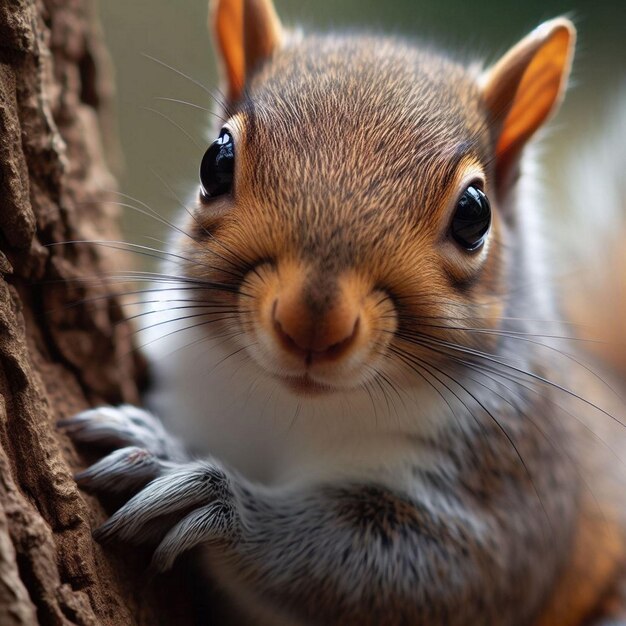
[140,285,449,487]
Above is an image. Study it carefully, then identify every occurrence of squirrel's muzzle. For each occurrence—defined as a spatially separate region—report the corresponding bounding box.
[238,259,397,393]
[271,285,361,364]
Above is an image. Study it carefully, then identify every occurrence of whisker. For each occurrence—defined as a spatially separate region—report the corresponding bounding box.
[90,192,198,244]
[393,330,625,429]
[151,170,256,273]
[394,319,621,405]
[123,306,241,326]
[133,315,243,355]
[456,361,610,522]
[397,317,603,343]
[385,346,493,469]
[49,285,240,313]
[463,356,626,470]
[141,53,232,116]
[390,344,555,534]
[154,96,226,122]
[46,239,235,275]
[141,107,204,150]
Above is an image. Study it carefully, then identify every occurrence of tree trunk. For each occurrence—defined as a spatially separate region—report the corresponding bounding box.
[0,1,196,623]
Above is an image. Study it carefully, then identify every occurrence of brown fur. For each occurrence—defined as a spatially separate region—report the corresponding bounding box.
[535,502,626,626]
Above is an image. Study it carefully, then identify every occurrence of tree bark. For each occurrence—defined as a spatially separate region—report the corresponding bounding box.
[0,1,195,623]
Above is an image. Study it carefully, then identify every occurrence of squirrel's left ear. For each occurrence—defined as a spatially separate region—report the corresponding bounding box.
[479,18,576,191]
[209,0,284,103]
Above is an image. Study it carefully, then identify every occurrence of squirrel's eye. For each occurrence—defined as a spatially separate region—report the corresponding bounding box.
[200,129,235,199]
[450,185,491,251]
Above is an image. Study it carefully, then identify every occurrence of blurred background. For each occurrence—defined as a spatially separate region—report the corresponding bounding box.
[97,0,626,250]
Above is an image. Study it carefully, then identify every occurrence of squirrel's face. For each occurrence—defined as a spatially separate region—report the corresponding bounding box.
[178,1,574,397]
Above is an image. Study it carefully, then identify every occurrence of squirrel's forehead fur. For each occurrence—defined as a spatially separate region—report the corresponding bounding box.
[235,33,493,217]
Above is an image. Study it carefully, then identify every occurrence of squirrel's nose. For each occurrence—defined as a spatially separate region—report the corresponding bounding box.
[271,292,360,363]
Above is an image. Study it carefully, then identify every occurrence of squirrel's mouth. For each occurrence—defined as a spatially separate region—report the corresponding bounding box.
[276,373,337,396]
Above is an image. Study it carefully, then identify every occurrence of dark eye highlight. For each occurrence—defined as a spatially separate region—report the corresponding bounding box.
[200,128,235,200]
[450,185,491,251]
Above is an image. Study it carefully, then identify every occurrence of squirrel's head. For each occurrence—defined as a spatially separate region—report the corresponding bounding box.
[178,0,575,397]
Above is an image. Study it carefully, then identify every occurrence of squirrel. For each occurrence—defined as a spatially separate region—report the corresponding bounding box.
[58,1,626,624]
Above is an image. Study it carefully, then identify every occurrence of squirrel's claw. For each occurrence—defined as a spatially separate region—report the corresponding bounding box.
[60,406,239,570]
[58,404,187,462]
[75,446,175,494]
[93,461,236,562]
[151,501,237,572]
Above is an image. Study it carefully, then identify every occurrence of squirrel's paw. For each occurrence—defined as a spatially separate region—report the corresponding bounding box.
[58,404,187,462]
[75,446,177,494]
[94,461,239,571]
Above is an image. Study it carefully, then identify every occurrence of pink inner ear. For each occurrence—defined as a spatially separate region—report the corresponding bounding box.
[243,0,284,76]
[213,0,245,102]
[496,28,573,179]
[212,0,283,104]
[480,20,575,192]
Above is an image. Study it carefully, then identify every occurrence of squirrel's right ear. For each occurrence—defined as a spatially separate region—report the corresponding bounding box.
[479,18,576,192]
[210,0,284,102]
